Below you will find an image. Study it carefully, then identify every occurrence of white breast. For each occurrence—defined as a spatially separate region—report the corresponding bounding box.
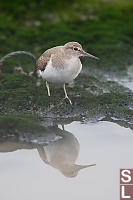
[39,57,82,84]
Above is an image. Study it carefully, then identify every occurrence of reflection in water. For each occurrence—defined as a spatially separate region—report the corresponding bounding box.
[37,127,95,178]
[0,118,133,200]
[0,123,95,178]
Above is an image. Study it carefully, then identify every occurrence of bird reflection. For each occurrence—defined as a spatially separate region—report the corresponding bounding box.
[37,126,95,178]
[0,122,95,178]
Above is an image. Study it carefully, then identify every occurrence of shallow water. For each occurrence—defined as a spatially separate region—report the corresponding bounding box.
[0,120,133,200]
[105,65,133,92]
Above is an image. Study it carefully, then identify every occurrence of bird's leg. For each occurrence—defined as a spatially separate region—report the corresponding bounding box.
[61,124,65,130]
[46,81,50,96]
[63,84,72,105]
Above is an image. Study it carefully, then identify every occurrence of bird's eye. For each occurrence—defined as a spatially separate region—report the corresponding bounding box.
[74,47,78,51]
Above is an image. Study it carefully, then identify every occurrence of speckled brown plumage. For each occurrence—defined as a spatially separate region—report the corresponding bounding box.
[36,42,83,71]
[36,46,63,71]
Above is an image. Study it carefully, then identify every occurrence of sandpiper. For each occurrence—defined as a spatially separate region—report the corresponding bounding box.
[37,41,99,104]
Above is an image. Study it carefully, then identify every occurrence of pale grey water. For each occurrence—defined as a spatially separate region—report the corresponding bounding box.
[0,121,133,200]
[105,65,133,92]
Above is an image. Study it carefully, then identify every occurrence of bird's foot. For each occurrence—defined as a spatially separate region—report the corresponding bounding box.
[64,96,72,105]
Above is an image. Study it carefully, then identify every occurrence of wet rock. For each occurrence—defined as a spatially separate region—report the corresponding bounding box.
[0,72,133,124]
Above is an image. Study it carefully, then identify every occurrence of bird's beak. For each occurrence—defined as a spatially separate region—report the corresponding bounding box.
[74,164,96,170]
[82,50,99,60]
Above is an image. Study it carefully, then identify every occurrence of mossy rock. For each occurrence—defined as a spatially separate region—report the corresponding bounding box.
[0,114,45,136]
[0,72,133,125]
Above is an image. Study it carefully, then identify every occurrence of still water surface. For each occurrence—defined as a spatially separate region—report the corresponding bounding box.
[0,120,133,200]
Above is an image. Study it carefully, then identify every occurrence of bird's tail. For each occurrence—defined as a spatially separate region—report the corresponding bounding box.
[0,51,38,76]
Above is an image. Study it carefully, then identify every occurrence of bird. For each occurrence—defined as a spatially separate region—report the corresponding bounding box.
[36,41,99,104]
[37,126,96,178]
[0,41,99,104]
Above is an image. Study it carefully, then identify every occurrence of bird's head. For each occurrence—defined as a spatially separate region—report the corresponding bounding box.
[64,41,99,59]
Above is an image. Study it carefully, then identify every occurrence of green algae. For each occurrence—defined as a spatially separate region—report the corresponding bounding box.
[0,72,133,125]
[0,113,46,136]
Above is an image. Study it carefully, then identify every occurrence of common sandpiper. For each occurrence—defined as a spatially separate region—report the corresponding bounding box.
[36,42,99,104]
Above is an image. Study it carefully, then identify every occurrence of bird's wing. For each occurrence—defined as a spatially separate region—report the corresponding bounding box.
[36,49,52,71]
[36,46,63,71]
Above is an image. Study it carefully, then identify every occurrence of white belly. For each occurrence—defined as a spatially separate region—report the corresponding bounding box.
[39,58,82,84]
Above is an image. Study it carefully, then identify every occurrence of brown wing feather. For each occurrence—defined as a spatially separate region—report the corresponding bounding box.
[36,46,63,71]
[36,51,51,71]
